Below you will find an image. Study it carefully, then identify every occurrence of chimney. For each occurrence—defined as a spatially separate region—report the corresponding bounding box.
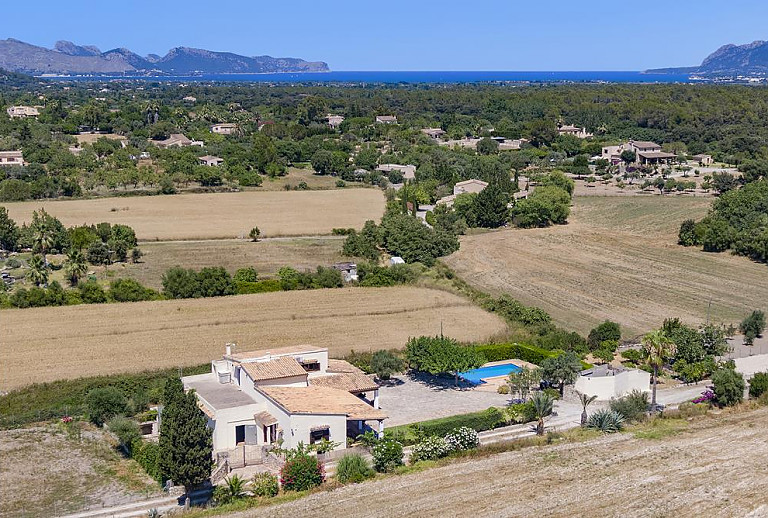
[225,343,232,356]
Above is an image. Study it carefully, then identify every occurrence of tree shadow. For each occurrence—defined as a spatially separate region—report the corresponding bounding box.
[405,370,476,391]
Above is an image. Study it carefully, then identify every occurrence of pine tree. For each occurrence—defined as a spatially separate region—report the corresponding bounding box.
[473,182,510,228]
[158,377,213,499]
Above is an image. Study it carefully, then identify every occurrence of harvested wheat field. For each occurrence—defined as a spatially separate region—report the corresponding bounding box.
[118,236,350,289]
[444,196,768,337]
[240,407,768,518]
[0,287,505,391]
[2,189,384,241]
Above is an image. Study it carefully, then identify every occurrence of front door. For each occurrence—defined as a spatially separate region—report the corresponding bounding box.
[235,425,245,445]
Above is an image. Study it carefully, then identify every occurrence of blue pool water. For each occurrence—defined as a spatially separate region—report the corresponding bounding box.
[459,363,522,385]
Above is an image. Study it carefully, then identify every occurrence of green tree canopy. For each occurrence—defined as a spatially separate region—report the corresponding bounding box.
[405,336,485,386]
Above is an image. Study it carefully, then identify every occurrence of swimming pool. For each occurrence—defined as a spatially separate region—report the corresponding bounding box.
[459,362,522,385]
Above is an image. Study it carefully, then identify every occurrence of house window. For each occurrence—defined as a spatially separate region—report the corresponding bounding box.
[300,360,320,372]
[309,427,330,444]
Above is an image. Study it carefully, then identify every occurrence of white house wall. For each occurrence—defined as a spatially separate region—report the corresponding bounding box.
[574,370,650,401]
[211,403,264,451]
[289,413,348,449]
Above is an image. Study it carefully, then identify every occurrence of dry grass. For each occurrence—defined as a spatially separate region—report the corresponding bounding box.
[115,237,350,289]
[444,195,768,337]
[236,406,768,517]
[0,287,506,391]
[2,189,385,241]
[0,425,160,518]
[256,168,348,191]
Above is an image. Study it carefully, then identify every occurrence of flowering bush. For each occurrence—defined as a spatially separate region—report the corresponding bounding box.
[280,453,324,491]
[692,389,715,404]
[372,439,403,472]
[61,416,73,423]
[252,472,279,497]
[410,435,452,463]
[444,427,479,451]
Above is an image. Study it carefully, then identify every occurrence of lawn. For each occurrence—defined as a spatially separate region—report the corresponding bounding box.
[2,188,385,241]
[0,286,507,391]
[443,195,768,337]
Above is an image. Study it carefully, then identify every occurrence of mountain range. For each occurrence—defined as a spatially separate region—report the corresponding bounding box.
[647,40,768,76]
[0,39,329,75]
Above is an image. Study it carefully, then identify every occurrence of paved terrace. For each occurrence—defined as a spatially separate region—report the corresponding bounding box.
[183,373,254,410]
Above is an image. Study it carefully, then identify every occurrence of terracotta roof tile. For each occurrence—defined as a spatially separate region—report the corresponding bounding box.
[258,386,387,421]
[310,372,379,394]
[241,357,308,382]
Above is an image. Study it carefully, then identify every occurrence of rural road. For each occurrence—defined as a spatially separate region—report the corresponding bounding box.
[136,234,347,244]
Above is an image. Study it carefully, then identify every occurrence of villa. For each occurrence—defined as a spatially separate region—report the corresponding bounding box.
[601,140,676,165]
[182,344,386,463]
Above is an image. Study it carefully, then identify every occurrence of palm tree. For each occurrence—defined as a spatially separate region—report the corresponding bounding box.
[577,392,598,427]
[531,391,554,436]
[33,217,54,267]
[26,254,48,287]
[642,330,677,411]
[64,249,88,286]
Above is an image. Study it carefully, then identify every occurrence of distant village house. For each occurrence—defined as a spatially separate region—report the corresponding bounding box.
[437,178,489,206]
[210,123,239,135]
[199,155,224,167]
[326,114,345,129]
[375,115,398,124]
[376,163,416,180]
[6,106,39,118]
[153,133,204,149]
[0,150,25,166]
[557,124,593,139]
[421,128,446,139]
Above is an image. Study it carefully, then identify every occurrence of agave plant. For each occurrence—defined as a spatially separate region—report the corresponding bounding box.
[587,409,625,433]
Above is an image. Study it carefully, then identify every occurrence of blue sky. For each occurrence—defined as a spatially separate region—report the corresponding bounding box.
[5,0,767,70]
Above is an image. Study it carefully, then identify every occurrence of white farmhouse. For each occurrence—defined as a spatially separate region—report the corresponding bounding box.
[574,364,650,401]
[182,344,386,463]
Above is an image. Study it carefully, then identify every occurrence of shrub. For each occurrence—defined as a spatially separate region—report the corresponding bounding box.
[505,401,536,424]
[587,409,625,433]
[107,416,140,450]
[79,280,108,304]
[86,387,128,426]
[252,472,279,497]
[372,439,403,472]
[233,267,258,283]
[370,350,404,380]
[542,387,560,400]
[280,453,324,491]
[131,438,161,481]
[235,279,282,294]
[620,349,643,364]
[474,342,557,365]
[749,372,768,399]
[712,367,745,407]
[609,390,649,422]
[249,227,260,242]
[444,426,479,451]
[497,384,510,394]
[335,453,375,484]
[109,278,158,302]
[587,321,621,349]
[410,435,452,463]
[214,475,248,504]
[410,407,504,439]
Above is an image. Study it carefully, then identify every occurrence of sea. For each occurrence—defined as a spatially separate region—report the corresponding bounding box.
[42,70,696,84]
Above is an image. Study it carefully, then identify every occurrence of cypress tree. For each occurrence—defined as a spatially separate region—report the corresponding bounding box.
[158,377,213,498]
[474,182,510,228]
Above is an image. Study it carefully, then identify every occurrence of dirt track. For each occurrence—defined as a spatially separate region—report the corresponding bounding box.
[241,407,768,518]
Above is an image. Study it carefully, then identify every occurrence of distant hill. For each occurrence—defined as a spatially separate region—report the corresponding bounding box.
[0,38,329,75]
[646,40,768,77]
